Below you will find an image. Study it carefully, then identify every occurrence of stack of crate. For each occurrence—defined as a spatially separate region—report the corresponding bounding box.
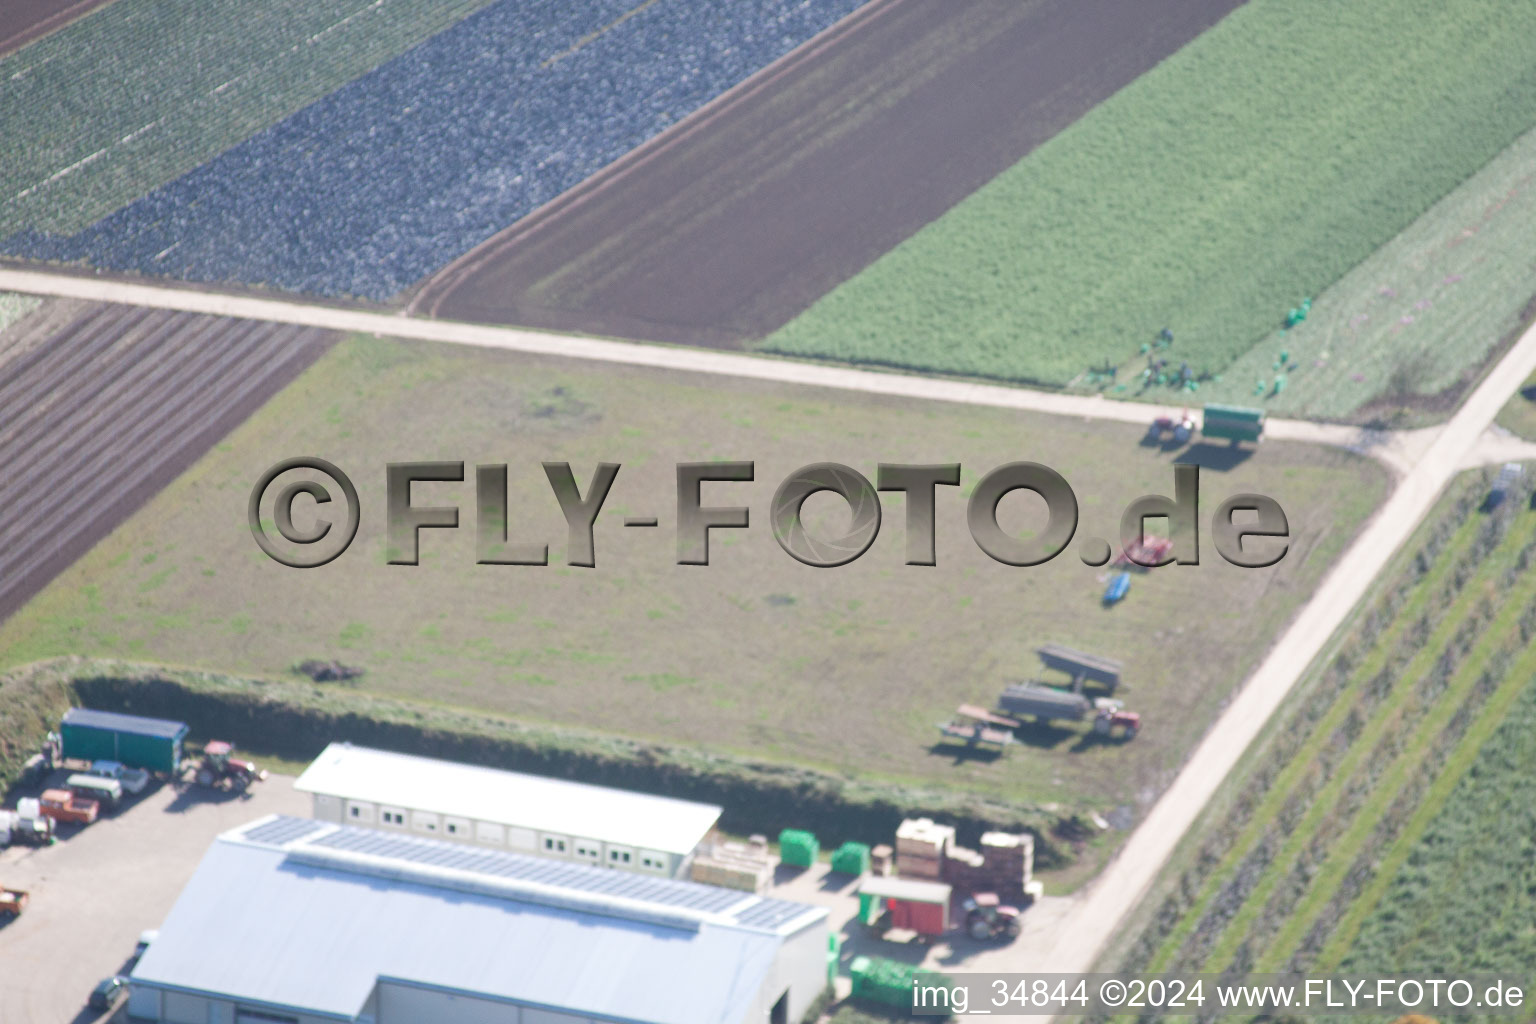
[690,836,773,893]
[894,818,954,879]
[939,831,1035,895]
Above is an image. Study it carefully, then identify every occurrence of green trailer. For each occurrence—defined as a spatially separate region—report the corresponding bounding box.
[1201,403,1266,444]
[59,708,188,775]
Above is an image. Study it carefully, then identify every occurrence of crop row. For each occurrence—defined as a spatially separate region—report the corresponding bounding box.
[2,0,866,300]
[1108,467,1533,995]
[765,0,1536,395]
[0,0,501,239]
[1128,483,1497,976]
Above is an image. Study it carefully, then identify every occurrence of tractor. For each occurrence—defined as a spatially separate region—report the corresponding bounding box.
[1092,703,1141,740]
[962,892,1022,941]
[194,741,268,792]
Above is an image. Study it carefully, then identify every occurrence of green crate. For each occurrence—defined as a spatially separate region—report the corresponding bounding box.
[777,828,819,868]
[830,841,871,876]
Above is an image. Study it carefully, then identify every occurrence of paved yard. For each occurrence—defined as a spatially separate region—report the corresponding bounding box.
[766,861,1076,997]
[0,773,306,1024]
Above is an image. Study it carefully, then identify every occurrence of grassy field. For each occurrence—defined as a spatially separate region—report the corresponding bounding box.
[0,0,496,238]
[763,0,1536,404]
[1103,465,1536,1003]
[0,336,1384,822]
[1496,370,1536,442]
[0,291,38,333]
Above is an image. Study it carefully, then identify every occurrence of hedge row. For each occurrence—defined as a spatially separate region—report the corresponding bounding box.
[0,656,1068,867]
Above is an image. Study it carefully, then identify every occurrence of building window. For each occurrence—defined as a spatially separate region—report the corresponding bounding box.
[544,837,567,853]
[447,823,457,834]
[349,806,361,818]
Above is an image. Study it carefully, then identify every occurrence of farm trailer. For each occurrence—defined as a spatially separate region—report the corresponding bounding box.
[60,708,188,775]
[997,683,1140,739]
[1201,403,1265,444]
[1035,644,1122,694]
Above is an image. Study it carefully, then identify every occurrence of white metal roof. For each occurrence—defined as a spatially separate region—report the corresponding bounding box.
[858,875,953,904]
[294,743,721,855]
[131,817,826,1024]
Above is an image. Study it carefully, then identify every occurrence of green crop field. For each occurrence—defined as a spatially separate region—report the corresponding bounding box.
[0,0,495,238]
[0,335,1383,827]
[1104,466,1536,1005]
[1161,125,1536,423]
[764,0,1536,414]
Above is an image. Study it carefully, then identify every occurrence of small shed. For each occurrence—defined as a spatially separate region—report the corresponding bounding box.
[857,876,953,936]
[59,708,187,774]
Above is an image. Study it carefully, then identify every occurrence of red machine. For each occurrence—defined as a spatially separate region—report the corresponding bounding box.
[858,877,1025,943]
[1114,535,1174,570]
[39,788,99,825]
[193,741,268,791]
[962,892,1022,940]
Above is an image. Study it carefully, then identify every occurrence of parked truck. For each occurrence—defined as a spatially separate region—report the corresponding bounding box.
[66,773,123,811]
[40,788,100,825]
[997,683,1140,739]
[60,708,188,775]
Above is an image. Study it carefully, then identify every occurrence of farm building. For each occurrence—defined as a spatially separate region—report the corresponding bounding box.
[127,816,830,1024]
[294,743,722,878]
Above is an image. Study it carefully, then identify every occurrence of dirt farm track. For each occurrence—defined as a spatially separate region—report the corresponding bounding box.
[413,0,1245,347]
[0,300,333,621]
[0,0,111,56]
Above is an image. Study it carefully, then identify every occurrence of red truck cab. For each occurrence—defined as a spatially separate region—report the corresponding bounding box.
[40,787,99,825]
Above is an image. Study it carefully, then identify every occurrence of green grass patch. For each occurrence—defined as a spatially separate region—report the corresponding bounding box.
[1495,369,1536,442]
[0,335,1384,823]
[0,291,38,332]
[0,0,496,237]
[764,0,1536,407]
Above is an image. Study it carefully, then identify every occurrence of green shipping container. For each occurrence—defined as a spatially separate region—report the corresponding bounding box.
[778,828,819,868]
[1202,403,1266,443]
[830,841,872,876]
[60,708,188,774]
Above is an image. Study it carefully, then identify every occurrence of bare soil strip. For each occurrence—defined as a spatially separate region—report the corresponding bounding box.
[413,0,1246,347]
[0,301,333,620]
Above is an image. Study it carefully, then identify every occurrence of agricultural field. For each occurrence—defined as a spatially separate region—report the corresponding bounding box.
[416,0,1244,348]
[764,0,1536,404]
[0,0,502,239]
[1143,124,1536,423]
[0,336,1385,823]
[1103,467,1536,998]
[2,0,866,301]
[0,299,334,621]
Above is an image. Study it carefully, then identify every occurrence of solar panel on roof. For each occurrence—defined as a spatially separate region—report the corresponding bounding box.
[241,816,329,847]
[302,823,750,916]
[732,898,815,930]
